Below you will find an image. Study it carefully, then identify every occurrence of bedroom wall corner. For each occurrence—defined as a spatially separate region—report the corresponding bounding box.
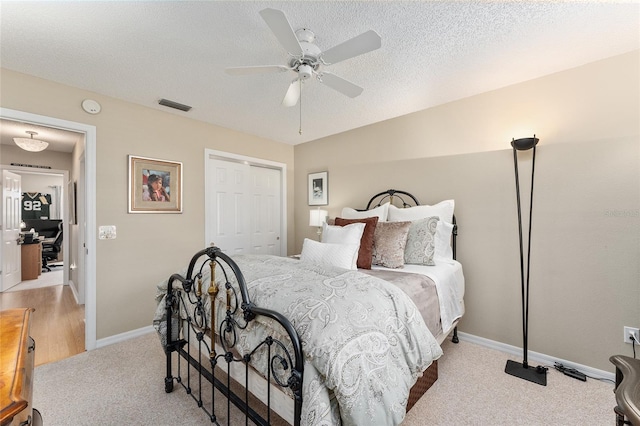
[293,50,640,372]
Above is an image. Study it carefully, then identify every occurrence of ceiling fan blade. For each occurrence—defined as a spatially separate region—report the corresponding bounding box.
[318,72,363,98]
[321,30,382,65]
[282,79,301,107]
[225,65,290,76]
[259,8,303,56]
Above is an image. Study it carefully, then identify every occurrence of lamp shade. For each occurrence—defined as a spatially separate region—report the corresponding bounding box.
[14,131,49,152]
[511,136,539,151]
[309,209,328,227]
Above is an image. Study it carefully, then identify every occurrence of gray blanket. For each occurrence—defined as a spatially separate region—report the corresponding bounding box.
[153,254,442,426]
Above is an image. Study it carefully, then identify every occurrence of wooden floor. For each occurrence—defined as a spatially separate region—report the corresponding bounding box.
[0,284,85,366]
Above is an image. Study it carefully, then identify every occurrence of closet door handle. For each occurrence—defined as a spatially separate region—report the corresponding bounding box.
[28,336,36,353]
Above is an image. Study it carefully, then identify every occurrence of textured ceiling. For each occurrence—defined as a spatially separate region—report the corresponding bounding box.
[1,1,639,148]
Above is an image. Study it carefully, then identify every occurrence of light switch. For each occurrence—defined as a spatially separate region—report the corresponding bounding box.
[99,225,117,239]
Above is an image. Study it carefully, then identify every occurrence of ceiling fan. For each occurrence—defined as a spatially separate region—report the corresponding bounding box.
[225,8,382,107]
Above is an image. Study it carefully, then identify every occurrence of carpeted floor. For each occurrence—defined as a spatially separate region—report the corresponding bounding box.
[33,332,616,425]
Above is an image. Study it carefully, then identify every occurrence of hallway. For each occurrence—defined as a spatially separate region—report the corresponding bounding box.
[0,279,85,366]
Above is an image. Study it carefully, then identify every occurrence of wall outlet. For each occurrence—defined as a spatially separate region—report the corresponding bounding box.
[624,326,640,344]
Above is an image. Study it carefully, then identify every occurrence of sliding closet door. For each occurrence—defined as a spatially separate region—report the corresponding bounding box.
[249,166,281,255]
[207,158,251,254]
[206,156,283,255]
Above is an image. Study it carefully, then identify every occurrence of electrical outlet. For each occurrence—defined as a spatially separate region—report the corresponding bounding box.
[624,326,639,344]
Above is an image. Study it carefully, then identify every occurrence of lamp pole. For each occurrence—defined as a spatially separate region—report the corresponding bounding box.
[505,135,547,386]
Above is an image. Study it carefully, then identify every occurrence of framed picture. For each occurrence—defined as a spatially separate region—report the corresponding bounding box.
[128,155,182,213]
[308,171,328,206]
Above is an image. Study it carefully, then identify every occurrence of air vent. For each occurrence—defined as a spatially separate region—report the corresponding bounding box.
[158,98,192,112]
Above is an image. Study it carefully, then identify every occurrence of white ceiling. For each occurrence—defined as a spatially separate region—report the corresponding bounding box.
[1,1,638,150]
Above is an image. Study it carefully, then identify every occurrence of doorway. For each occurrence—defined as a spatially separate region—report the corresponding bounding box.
[2,168,70,292]
[0,107,97,351]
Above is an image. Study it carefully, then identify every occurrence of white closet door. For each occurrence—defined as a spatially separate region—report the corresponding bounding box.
[207,158,251,254]
[249,166,281,255]
[206,157,283,256]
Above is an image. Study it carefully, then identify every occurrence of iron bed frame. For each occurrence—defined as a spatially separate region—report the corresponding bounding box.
[162,189,459,425]
[164,247,304,425]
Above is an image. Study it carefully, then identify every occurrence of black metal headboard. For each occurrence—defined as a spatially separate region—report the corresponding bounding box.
[365,189,420,209]
[364,189,458,260]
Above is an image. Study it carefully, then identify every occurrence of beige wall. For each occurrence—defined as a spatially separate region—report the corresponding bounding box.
[1,50,637,372]
[1,144,73,171]
[294,50,640,371]
[0,68,295,339]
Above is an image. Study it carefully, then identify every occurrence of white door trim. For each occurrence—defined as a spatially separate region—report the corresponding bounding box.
[204,149,287,256]
[0,107,97,351]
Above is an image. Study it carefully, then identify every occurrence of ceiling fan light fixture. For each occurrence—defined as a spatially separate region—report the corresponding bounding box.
[13,131,49,152]
[298,64,314,80]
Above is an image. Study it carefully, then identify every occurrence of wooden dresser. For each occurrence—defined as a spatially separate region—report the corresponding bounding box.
[0,309,41,426]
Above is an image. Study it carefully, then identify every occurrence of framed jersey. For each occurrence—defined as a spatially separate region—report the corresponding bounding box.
[22,192,52,220]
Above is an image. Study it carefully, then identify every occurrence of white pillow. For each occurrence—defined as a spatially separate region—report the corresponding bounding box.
[387,200,454,223]
[322,222,366,245]
[321,222,365,269]
[340,202,389,221]
[434,221,454,261]
[300,238,359,270]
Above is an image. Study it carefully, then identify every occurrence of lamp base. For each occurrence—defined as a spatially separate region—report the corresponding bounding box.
[505,360,547,386]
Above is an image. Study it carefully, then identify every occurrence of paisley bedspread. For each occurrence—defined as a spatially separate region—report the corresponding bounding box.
[153,254,442,426]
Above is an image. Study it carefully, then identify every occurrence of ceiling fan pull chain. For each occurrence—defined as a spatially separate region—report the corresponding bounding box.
[299,79,303,135]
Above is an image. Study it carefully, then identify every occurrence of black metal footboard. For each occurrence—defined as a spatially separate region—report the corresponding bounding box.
[163,247,304,425]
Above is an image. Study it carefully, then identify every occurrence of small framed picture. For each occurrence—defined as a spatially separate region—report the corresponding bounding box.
[128,155,182,213]
[308,171,328,206]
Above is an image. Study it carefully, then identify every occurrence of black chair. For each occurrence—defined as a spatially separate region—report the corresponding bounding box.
[42,222,63,272]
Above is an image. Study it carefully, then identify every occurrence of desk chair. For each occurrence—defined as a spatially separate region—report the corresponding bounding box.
[42,222,63,272]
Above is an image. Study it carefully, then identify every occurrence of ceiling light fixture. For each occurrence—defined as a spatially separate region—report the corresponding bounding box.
[13,131,49,152]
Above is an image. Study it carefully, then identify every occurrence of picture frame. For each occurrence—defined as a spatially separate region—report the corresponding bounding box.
[308,171,328,206]
[128,155,182,213]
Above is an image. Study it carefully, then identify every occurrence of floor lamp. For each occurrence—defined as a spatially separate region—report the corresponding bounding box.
[504,135,547,386]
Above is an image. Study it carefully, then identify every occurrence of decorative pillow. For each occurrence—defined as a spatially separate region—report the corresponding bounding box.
[334,216,379,269]
[372,221,412,269]
[321,222,366,269]
[435,221,455,260]
[387,200,454,223]
[404,216,439,266]
[388,200,455,262]
[300,238,359,270]
[340,202,389,221]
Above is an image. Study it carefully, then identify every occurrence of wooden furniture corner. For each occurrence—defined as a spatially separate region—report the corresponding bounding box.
[0,308,41,426]
[610,354,640,426]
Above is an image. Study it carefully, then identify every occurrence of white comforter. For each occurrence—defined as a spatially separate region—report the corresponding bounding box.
[154,254,442,426]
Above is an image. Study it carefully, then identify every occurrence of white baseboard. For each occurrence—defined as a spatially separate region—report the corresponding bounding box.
[457,331,615,382]
[93,327,615,381]
[68,279,80,304]
[96,325,155,349]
